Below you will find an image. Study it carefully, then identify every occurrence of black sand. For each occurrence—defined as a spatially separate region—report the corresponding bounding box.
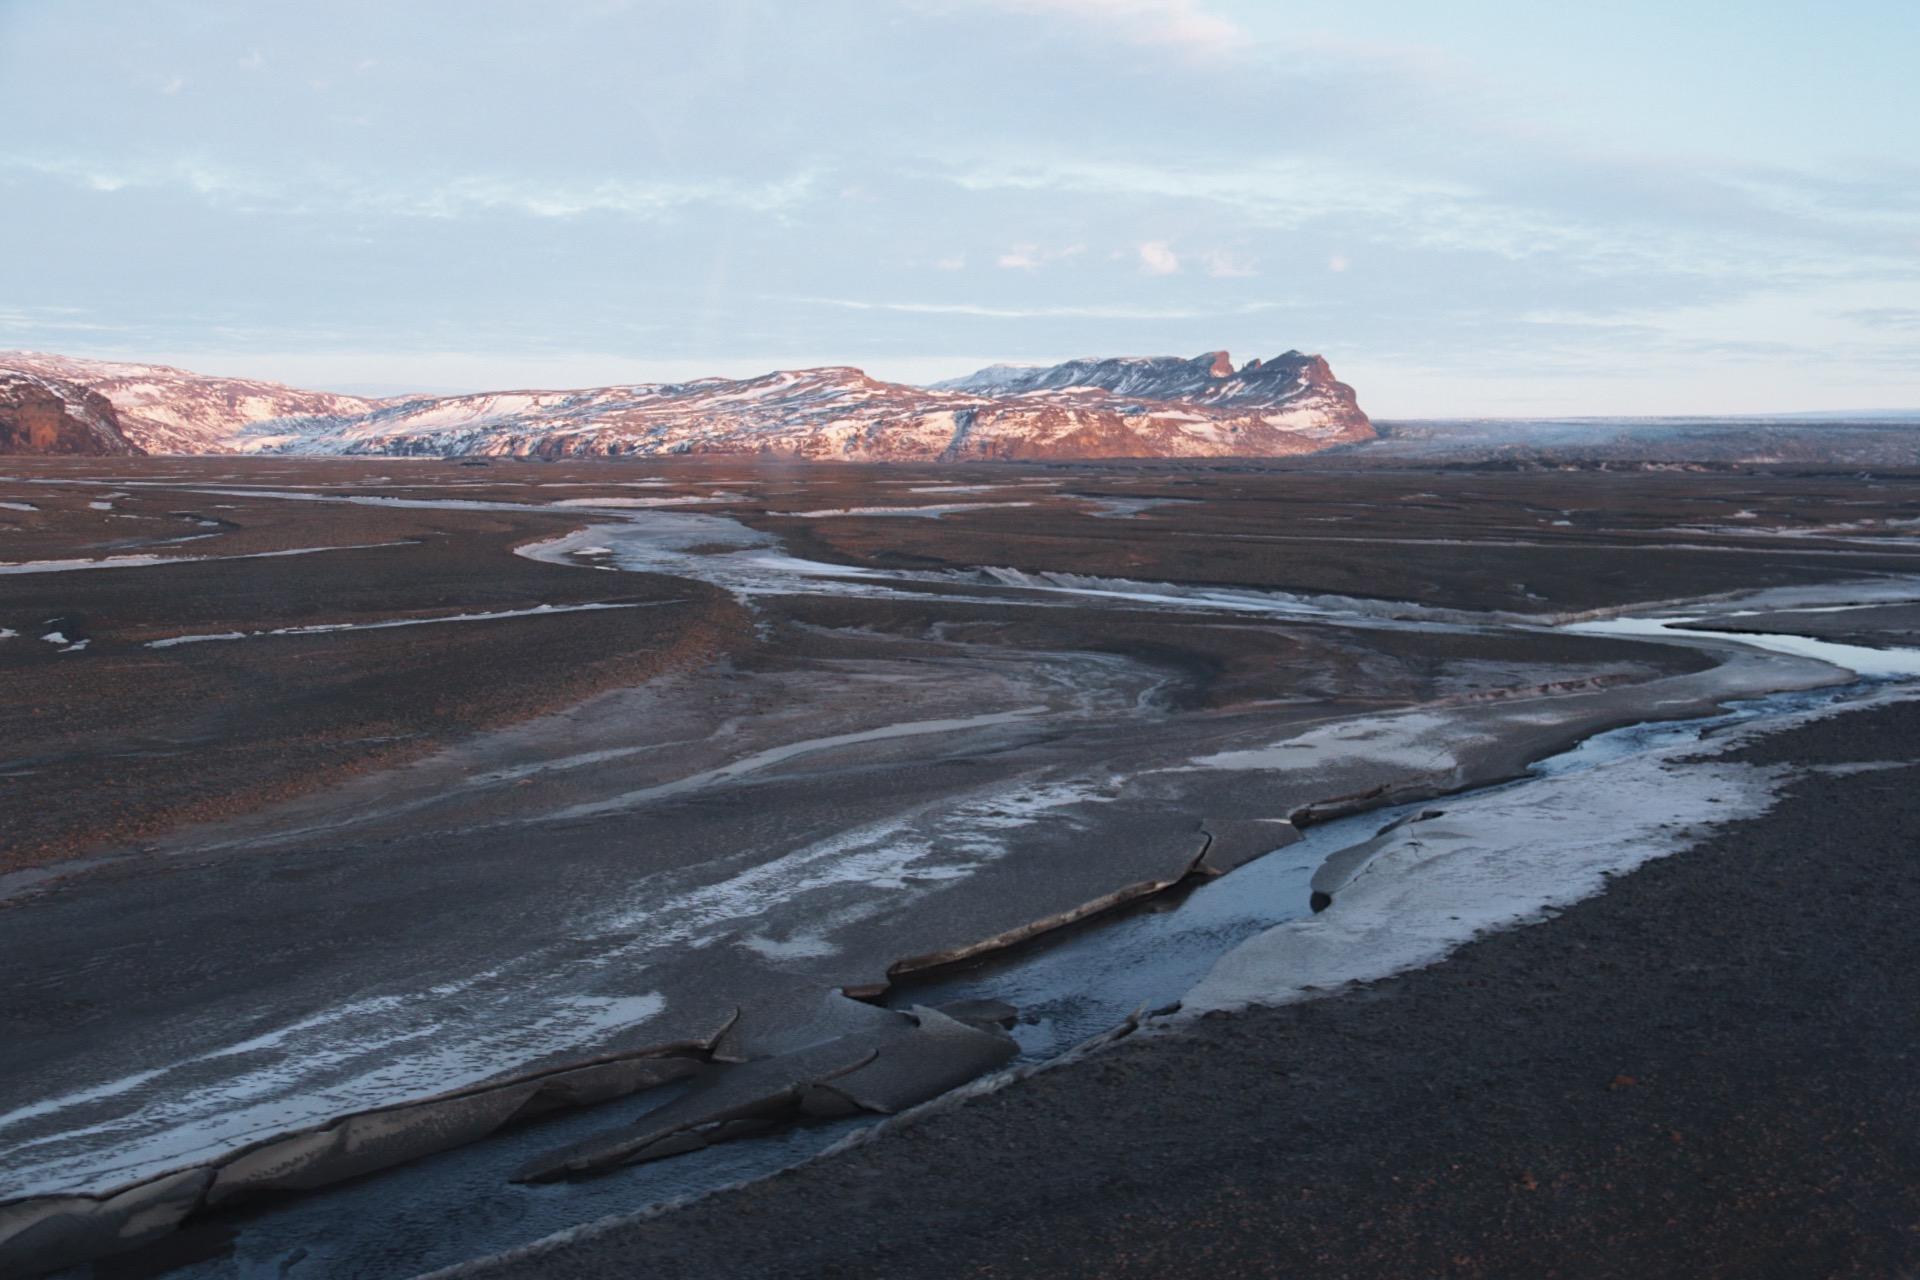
[457,697,1920,1280]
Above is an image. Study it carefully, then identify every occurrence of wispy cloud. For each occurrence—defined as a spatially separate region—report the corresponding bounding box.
[1,153,822,221]
[779,295,1294,320]
[994,242,1084,270]
[1201,249,1257,278]
[0,304,131,335]
[392,172,820,219]
[943,154,1920,284]
[1842,306,1920,331]
[950,0,1241,55]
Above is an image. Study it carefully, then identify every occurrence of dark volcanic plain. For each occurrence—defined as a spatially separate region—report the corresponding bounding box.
[3,455,1919,1279]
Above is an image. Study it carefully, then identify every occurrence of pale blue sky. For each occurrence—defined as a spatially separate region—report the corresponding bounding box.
[2,0,1916,415]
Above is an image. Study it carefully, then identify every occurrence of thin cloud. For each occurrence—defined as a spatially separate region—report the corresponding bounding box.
[1136,240,1180,275]
[1842,307,1920,331]
[994,242,1084,270]
[1202,249,1257,278]
[960,0,1242,56]
[2,153,822,221]
[779,295,1294,320]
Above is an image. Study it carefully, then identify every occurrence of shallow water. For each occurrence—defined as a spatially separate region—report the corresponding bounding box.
[135,683,1876,1280]
[881,681,1864,1063]
[1567,611,1920,679]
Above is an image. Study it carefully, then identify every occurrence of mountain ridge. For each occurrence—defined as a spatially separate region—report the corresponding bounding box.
[0,349,1374,461]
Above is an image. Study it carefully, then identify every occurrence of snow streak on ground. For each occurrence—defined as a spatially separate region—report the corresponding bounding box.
[779,502,1035,518]
[145,601,678,649]
[0,542,413,575]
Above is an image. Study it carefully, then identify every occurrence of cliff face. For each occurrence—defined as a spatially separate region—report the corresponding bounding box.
[0,349,1373,461]
[0,372,143,455]
[923,350,1374,460]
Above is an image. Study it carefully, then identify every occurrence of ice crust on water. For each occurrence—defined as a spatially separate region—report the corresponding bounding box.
[1183,685,1920,1015]
[0,967,672,1199]
[1568,611,1920,679]
[1186,737,1766,1012]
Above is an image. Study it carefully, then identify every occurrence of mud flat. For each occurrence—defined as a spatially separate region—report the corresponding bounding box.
[444,689,1920,1280]
[5,458,1920,1276]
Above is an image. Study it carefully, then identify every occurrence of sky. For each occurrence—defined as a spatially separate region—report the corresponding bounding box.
[1,0,1917,416]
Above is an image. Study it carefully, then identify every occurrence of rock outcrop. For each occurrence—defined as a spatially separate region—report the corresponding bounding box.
[0,372,143,456]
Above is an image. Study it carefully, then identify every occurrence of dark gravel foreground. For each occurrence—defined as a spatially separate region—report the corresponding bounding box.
[456,699,1920,1280]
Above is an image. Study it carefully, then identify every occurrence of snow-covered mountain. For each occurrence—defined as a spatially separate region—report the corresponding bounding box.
[0,352,377,454]
[0,349,1373,460]
[934,349,1350,406]
[0,371,142,456]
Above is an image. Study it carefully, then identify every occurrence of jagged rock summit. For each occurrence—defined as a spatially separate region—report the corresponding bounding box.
[0,349,1372,461]
[934,348,1349,408]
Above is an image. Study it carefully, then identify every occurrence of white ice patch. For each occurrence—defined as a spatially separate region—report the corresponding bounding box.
[1567,613,1920,680]
[1183,740,1781,1015]
[781,502,1034,518]
[543,707,1048,820]
[1806,760,1912,776]
[545,496,713,509]
[1072,496,1197,519]
[0,501,37,512]
[0,542,411,576]
[592,775,1115,951]
[145,601,672,649]
[737,933,840,961]
[0,975,670,1198]
[1187,711,1461,773]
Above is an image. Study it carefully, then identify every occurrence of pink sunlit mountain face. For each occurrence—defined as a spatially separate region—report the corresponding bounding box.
[0,349,1373,460]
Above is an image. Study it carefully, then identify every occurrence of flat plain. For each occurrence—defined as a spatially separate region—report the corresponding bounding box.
[4,456,1919,1278]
